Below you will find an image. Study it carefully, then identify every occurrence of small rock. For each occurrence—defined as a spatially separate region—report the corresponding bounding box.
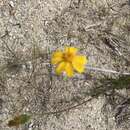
[9,1,15,8]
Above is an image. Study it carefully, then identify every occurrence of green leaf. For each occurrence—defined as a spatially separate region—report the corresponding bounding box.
[88,76,130,97]
[63,76,68,81]
[8,114,31,127]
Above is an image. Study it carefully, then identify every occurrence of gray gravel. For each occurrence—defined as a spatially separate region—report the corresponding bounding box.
[0,0,130,130]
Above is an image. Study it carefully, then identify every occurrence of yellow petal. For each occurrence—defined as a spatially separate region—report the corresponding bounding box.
[65,47,78,55]
[65,63,74,77]
[51,51,63,64]
[73,55,87,65]
[56,62,66,75]
[72,55,87,73]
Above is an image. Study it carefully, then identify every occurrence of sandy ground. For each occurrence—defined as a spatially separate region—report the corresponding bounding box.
[0,0,130,130]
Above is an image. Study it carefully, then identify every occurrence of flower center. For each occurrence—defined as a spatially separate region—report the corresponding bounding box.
[63,53,74,62]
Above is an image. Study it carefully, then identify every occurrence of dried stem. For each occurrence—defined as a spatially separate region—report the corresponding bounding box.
[86,65,130,75]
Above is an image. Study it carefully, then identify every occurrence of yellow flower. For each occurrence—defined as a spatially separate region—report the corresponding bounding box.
[51,47,87,77]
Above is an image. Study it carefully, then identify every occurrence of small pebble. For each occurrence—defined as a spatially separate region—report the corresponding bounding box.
[9,1,15,8]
